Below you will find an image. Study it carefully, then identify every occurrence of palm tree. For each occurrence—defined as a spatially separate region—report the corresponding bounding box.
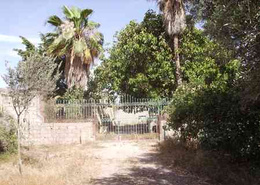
[47,6,103,89]
[157,0,186,86]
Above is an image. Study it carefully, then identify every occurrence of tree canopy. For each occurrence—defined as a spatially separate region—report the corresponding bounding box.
[89,10,238,99]
[90,11,175,98]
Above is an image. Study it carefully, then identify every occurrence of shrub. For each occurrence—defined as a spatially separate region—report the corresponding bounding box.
[0,119,17,154]
[167,84,260,162]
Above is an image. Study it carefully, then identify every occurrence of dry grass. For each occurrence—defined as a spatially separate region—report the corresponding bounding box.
[158,139,260,185]
[0,143,101,185]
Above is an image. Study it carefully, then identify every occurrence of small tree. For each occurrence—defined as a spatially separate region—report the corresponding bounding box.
[3,53,60,174]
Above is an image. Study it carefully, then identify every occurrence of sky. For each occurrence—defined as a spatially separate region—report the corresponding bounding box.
[0,0,158,88]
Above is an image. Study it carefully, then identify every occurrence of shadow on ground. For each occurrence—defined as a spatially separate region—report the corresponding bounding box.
[91,144,210,185]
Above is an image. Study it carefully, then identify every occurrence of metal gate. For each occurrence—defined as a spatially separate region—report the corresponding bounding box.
[95,95,169,140]
[44,95,170,141]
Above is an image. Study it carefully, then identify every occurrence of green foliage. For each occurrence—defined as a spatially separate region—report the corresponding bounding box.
[60,86,84,101]
[167,50,260,160]
[180,28,235,85]
[166,0,260,162]
[13,36,37,60]
[168,83,260,161]
[189,0,260,106]
[14,34,67,97]
[92,10,175,98]
[91,10,239,99]
[3,53,61,112]
[0,127,17,154]
[190,0,259,57]
[0,118,17,154]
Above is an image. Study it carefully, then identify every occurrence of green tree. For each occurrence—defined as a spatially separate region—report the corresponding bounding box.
[188,0,260,107]
[3,53,60,174]
[47,6,103,89]
[166,0,260,163]
[14,36,37,60]
[92,11,175,98]
[92,10,236,99]
[14,36,67,96]
[157,0,187,86]
[179,28,237,87]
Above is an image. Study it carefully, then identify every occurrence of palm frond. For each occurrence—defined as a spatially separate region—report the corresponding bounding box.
[63,6,74,19]
[47,15,63,27]
[158,0,186,35]
[13,48,26,58]
[47,6,103,70]
[43,32,59,39]
[88,21,100,28]
[62,28,75,40]
[81,9,93,19]
[39,32,58,52]
[70,6,81,19]
[47,35,67,56]
[84,48,92,64]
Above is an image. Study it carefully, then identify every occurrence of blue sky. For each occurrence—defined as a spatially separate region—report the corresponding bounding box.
[0,0,158,87]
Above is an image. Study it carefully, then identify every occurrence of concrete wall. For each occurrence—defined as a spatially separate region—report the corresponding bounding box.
[0,88,96,145]
[24,122,95,145]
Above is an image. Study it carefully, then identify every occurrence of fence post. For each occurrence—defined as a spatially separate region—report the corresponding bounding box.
[158,115,167,142]
[93,115,98,141]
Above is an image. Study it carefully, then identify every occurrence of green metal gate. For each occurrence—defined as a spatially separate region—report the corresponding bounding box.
[95,95,169,140]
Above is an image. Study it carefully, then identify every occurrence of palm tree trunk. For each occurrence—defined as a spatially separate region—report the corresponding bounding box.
[65,56,89,89]
[173,35,182,86]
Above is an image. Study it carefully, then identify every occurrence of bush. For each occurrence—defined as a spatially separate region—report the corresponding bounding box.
[167,84,260,162]
[0,120,17,154]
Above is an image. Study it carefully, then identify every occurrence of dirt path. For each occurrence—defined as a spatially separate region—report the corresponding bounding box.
[0,140,210,185]
[91,140,210,185]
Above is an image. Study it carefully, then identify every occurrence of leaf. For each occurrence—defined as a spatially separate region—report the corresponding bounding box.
[14,36,36,59]
[47,35,65,55]
[20,36,36,51]
[47,15,63,27]
[88,21,100,28]
[62,6,74,19]
[81,9,93,19]
[70,6,81,19]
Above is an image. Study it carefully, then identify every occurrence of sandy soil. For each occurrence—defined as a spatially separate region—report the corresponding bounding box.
[0,140,210,185]
[91,140,210,185]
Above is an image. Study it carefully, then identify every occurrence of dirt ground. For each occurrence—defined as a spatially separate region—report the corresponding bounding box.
[0,140,210,185]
